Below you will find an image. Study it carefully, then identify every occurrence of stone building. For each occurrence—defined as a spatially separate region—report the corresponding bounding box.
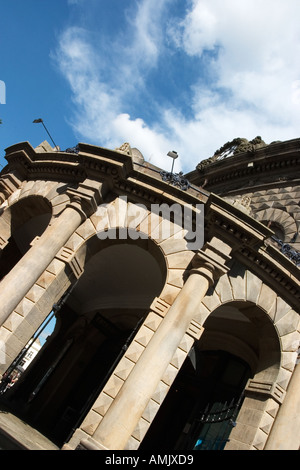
[0,136,298,450]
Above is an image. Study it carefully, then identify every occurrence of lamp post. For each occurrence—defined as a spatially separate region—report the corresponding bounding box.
[167,150,178,174]
[33,118,58,151]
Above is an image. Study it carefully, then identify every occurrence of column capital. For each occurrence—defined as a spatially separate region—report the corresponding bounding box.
[66,179,107,219]
[191,237,232,284]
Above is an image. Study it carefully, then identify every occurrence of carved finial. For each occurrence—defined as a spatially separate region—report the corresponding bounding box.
[197,136,268,172]
[116,143,132,155]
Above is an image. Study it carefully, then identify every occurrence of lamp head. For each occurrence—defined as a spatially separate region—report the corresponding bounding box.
[167,150,178,159]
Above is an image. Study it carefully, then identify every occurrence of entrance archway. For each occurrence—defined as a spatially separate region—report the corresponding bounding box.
[140,348,251,450]
[140,300,281,450]
[1,238,166,447]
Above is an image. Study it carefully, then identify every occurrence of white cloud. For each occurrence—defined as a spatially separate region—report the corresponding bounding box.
[55,0,300,173]
[177,0,300,125]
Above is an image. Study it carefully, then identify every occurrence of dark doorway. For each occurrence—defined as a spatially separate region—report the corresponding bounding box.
[140,349,251,450]
[1,304,146,447]
[0,239,167,448]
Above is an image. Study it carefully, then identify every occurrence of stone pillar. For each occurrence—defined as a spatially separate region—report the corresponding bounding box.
[264,362,300,450]
[0,180,104,327]
[86,238,231,450]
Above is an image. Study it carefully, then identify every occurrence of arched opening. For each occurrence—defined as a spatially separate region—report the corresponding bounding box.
[140,301,280,450]
[0,196,52,280]
[140,348,251,450]
[1,236,167,447]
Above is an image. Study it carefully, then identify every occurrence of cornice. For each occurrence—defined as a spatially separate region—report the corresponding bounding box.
[205,194,300,311]
[186,138,300,194]
[2,141,209,209]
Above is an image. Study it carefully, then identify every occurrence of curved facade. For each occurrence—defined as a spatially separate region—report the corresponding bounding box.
[0,138,298,450]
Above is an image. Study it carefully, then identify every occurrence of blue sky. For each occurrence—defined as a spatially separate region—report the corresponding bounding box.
[1,0,300,174]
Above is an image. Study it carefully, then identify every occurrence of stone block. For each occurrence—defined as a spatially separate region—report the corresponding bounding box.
[139,212,160,239]
[14,297,35,317]
[252,427,268,450]
[257,283,277,318]
[90,207,110,233]
[80,410,103,436]
[215,274,233,303]
[236,407,265,428]
[134,325,154,347]
[114,356,135,381]
[280,331,300,352]
[166,251,194,269]
[142,399,160,422]
[143,311,162,331]
[64,233,84,252]
[160,283,181,305]
[193,302,211,325]
[246,270,262,304]
[229,422,257,446]
[75,218,96,240]
[178,333,194,353]
[166,269,184,288]
[281,351,298,371]
[127,202,149,230]
[276,367,292,391]
[132,417,150,442]
[259,412,275,435]
[2,312,24,332]
[93,392,113,417]
[0,326,13,344]
[264,398,280,419]
[107,197,127,228]
[159,236,188,256]
[151,380,169,405]
[153,218,183,244]
[102,374,124,398]
[46,258,66,276]
[274,297,294,324]
[2,333,24,358]
[202,289,221,312]
[228,262,246,301]
[170,346,187,369]
[161,363,179,386]
[25,284,45,304]
[275,309,299,336]
[124,340,145,363]
[36,270,56,289]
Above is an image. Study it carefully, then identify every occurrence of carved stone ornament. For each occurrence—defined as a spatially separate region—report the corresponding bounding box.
[196,136,268,172]
[160,170,191,191]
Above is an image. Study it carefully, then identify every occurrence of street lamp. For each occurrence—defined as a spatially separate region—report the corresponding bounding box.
[167,150,178,174]
[33,118,58,151]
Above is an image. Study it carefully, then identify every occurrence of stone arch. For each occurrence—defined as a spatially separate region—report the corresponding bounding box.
[0,194,195,373]
[255,207,298,242]
[0,194,197,447]
[0,179,73,247]
[199,302,281,384]
[59,195,195,307]
[0,195,53,281]
[193,262,299,390]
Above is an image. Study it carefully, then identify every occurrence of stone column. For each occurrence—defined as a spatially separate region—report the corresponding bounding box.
[264,362,300,450]
[88,238,231,450]
[0,180,104,327]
